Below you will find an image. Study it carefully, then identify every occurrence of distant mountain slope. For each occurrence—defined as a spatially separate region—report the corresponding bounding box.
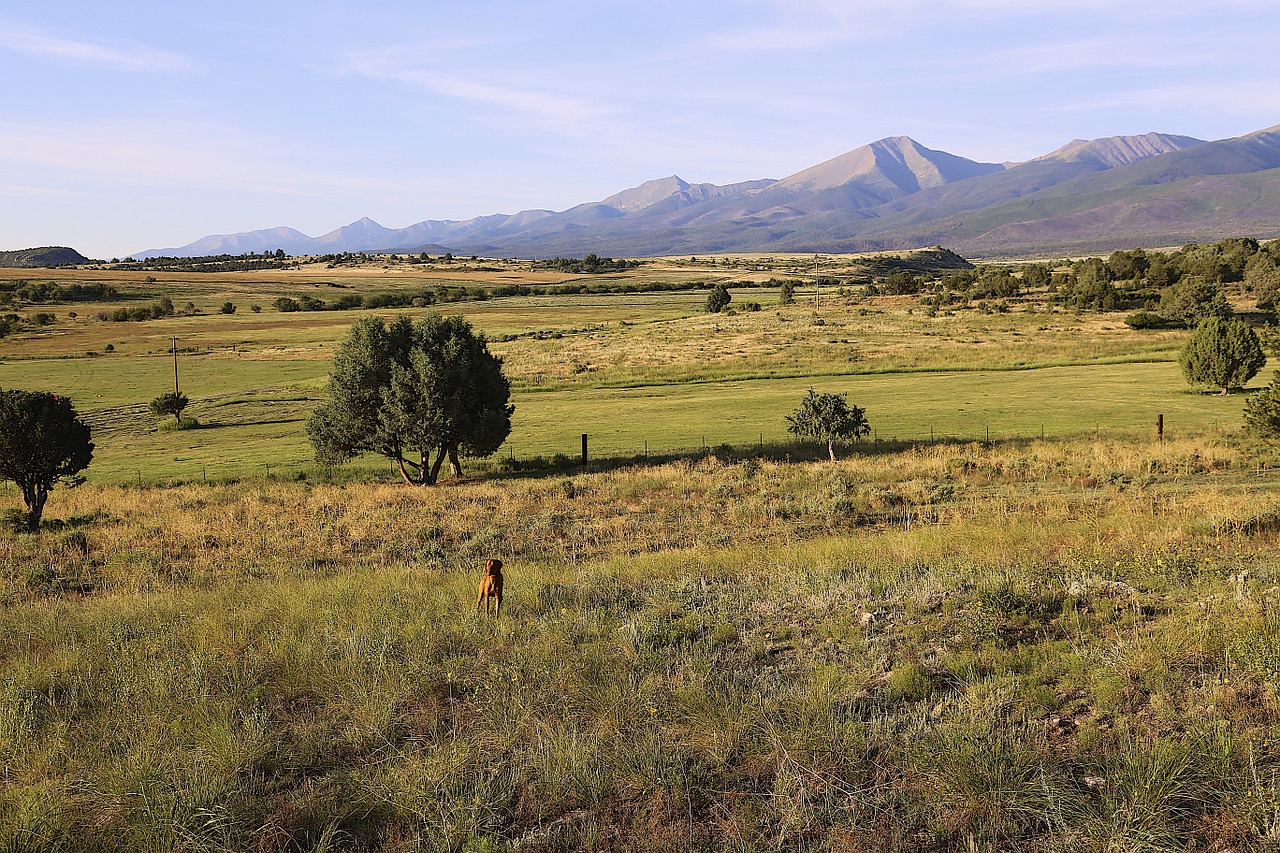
[141,226,313,258]
[1034,132,1204,168]
[0,246,90,267]
[131,126,1280,260]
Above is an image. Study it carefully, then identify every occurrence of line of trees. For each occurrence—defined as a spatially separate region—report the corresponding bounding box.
[0,280,118,306]
[113,251,294,273]
[535,254,643,273]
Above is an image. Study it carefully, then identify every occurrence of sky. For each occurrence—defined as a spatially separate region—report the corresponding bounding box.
[2,0,1279,259]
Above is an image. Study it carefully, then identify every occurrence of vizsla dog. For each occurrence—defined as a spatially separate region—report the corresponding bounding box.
[476,558,504,616]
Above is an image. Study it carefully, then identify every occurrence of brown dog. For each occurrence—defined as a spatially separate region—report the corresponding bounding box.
[476,558,504,616]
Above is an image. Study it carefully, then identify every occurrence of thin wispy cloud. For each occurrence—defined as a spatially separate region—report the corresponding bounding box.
[342,48,604,126]
[0,19,194,72]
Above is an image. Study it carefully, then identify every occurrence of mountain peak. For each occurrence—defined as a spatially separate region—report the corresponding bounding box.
[1038,132,1204,168]
[776,136,1003,197]
[601,176,692,212]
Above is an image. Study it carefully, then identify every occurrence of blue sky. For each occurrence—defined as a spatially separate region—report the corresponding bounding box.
[2,0,1278,259]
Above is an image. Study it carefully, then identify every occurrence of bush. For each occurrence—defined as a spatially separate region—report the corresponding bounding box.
[157,416,201,431]
[1125,310,1178,330]
[220,302,236,314]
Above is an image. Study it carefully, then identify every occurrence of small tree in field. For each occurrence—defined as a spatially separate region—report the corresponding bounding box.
[778,281,796,306]
[705,284,731,313]
[1179,316,1265,395]
[149,390,189,425]
[0,389,93,530]
[1244,371,1280,443]
[786,389,870,461]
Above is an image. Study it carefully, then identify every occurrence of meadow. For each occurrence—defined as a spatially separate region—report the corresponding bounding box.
[0,254,1222,483]
[3,253,1280,851]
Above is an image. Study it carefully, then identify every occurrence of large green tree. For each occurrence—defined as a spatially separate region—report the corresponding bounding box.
[0,389,93,529]
[1244,371,1280,443]
[1179,316,1266,395]
[306,314,513,485]
[786,390,870,461]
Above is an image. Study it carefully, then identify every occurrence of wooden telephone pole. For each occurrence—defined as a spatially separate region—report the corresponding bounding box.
[813,254,820,312]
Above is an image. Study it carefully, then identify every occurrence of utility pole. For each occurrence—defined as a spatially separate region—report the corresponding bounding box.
[814,254,820,313]
[172,336,179,393]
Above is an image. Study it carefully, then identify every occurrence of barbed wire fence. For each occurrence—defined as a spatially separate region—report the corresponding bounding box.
[0,412,1217,490]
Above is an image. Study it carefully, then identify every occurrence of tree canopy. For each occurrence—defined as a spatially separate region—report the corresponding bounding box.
[786,390,870,461]
[1179,316,1266,395]
[704,283,731,313]
[1244,371,1280,444]
[149,391,188,424]
[306,314,513,485]
[1159,276,1232,327]
[0,389,93,529]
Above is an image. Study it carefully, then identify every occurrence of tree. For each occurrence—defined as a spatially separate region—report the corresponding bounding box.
[1179,316,1266,395]
[778,280,796,306]
[705,283,731,313]
[150,390,189,424]
[1246,254,1280,309]
[786,390,870,461]
[1244,371,1280,443]
[1159,276,1231,327]
[220,301,236,314]
[0,389,93,530]
[306,314,513,485]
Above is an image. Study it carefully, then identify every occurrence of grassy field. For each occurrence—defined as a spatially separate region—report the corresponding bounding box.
[5,437,1280,851]
[5,253,1280,851]
[0,255,1244,484]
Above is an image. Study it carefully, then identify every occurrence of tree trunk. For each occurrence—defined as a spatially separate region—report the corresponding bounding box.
[828,439,837,462]
[448,445,463,478]
[426,446,448,485]
[396,454,421,485]
[20,481,47,530]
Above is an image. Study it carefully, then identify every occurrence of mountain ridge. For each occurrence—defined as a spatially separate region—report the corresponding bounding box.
[131,127,1280,260]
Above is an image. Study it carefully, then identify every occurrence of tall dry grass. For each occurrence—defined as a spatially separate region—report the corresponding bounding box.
[4,434,1280,850]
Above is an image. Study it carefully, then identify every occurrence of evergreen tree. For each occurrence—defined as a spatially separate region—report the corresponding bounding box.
[1244,371,1280,443]
[306,314,512,484]
[1179,316,1266,395]
[704,283,731,313]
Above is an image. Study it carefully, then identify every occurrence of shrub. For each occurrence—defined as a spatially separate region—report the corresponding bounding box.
[1125,310,1177,330]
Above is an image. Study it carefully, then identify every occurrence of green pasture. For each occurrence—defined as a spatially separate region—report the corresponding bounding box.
[0,357,1252,485]
[0,265,1257,485]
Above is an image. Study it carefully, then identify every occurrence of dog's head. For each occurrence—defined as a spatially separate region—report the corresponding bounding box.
[484,558,503,576]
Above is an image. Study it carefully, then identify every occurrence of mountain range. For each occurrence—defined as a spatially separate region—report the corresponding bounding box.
[134,125,1280,260]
